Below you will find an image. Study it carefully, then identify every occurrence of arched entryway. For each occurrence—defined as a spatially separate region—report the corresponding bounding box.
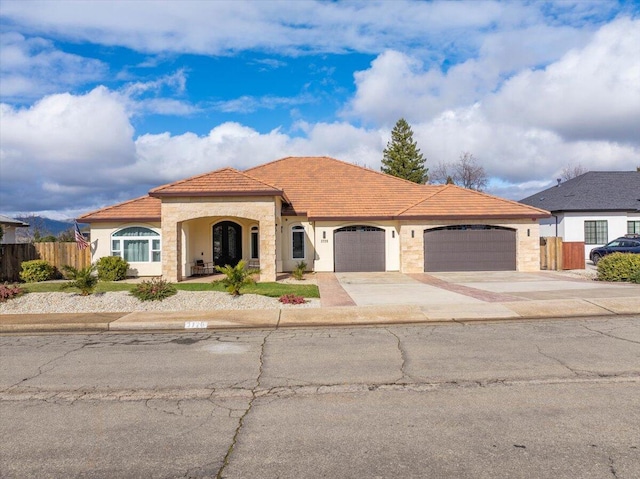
[213,221,242,267]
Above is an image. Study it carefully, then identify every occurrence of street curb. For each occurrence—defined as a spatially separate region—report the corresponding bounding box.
[1,300,638,333]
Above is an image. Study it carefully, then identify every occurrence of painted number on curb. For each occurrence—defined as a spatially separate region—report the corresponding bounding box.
[185,321,208,329]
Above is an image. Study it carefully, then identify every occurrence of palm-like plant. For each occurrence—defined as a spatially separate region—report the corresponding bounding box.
[61,264,98,296]
[214,260,260,296]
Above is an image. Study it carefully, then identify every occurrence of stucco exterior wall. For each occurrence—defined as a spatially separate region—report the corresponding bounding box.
[279,217,314,272]
[399,219,541,273]
[160,196,278,282]
[88,222,162,276]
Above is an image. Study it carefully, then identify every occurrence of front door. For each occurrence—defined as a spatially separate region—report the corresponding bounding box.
[213,221,242,267]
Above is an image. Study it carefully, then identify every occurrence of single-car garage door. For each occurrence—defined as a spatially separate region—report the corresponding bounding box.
[424,225,516,272]
[334,226,385,272]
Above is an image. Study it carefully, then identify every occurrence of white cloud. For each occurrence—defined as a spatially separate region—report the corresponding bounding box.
[0,86,384,216]
[484,17,640,143]
[213,94,314,114]
[0,32,107,99]
[0,87,137,213]
[342,15,640,197]
[0,0,598,58]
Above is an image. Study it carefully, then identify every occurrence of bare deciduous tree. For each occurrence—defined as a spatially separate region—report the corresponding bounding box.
[430,152,488,191]
[560,163,587,181]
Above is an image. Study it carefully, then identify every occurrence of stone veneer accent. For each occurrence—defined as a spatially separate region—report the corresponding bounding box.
[400,219,541,273]
[161,196,278,282]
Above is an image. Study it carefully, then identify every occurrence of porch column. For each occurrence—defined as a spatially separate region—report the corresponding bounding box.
[259,216,277,282]
[162,220,182,282]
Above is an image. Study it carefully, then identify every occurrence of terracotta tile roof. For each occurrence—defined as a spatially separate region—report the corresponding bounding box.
[79,156,550,222]
[247,156,549,220]
[246,156,432,219]
[77,195,161,223]
[399,184,550,219]
[149,167,286,198]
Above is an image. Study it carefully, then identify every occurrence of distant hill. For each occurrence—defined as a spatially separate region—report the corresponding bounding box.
[16,216,83,237]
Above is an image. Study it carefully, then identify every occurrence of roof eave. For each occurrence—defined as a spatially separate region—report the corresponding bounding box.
[77,217,162,223]
[149,190,285,198]
[546,208,640,214]
[396,213,551,221]
[309,215,397,221]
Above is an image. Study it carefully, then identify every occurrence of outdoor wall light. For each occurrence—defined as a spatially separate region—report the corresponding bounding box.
[527,229,530,237]
[411,230,415,238]
[322,231,326,239]
[392,231,395,238]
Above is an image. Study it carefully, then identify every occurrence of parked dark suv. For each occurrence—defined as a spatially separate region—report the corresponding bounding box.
[589,234,640,264]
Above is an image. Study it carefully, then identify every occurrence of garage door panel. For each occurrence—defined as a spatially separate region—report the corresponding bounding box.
[424,228,516,272]
[335,227,385,272]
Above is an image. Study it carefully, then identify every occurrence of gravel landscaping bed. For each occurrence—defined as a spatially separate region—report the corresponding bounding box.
[0,291,320,314]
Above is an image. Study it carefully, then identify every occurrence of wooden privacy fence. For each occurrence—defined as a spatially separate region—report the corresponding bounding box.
[0,242,91,282]
[562,241,586,270]
[540,237,585,270]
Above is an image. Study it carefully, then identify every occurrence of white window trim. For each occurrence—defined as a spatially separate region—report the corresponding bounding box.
[250,225,259,259]
[111,226,161,263]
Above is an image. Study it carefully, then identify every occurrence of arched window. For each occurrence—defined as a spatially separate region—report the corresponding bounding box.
[291,225,305,259]
[250,226,259,259]
[111,227,161,262]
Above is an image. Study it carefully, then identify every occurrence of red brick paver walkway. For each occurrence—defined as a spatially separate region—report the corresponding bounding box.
[408,273,525,303]
[316,273,356,307]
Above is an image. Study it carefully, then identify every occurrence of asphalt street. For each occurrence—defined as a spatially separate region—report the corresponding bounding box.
[1,316,639,478]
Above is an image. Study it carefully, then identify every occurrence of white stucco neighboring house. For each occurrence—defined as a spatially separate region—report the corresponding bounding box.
[0,215,29,244]
[519,171,640,260]
[78,156,550,281]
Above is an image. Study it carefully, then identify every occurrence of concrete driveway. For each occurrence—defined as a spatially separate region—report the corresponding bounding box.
[334,271,640,307]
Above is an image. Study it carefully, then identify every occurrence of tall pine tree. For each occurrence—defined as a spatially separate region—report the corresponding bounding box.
[381,118,428,183]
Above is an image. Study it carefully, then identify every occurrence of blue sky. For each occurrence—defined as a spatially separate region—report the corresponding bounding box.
[1,0,639,219]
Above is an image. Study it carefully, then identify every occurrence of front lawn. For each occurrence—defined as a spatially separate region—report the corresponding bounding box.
[21,280,320,298]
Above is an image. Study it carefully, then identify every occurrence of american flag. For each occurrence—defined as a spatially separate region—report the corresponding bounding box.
[74,221,90,250]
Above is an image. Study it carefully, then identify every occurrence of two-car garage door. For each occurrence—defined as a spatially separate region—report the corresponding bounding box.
[424,225,516,272]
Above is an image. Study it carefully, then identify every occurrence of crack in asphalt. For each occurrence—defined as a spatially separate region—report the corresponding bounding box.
[385,327,416,383]
[215,329,272,479]
[582,324,640,345]
[7,334,103,389]
[4,373,639,403]
[535,344,593,377]
[609,455,619,478]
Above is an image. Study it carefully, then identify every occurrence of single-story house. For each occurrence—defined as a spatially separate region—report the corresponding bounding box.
[78,156,549,282]
[0,214,29,244]
[519,171,640,260]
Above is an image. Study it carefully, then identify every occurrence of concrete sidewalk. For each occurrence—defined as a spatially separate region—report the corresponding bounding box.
[1,271,639,333]
[1,296,638,333]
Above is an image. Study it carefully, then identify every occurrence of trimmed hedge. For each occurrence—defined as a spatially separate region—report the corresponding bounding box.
[97,256,129,281]
[19,260,54,283]
[596,252,640,283]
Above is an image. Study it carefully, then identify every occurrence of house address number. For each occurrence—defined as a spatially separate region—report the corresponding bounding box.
[185,321,208,329]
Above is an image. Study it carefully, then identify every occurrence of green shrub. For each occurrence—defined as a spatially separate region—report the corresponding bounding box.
[61,264,98,296]
[0,283,24,302]
[596,253,640,283]
[97,256,129,281]
[292,261,307,281]
[19,260,54,282]
[214,260,260,296]
[130,278,177,301]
